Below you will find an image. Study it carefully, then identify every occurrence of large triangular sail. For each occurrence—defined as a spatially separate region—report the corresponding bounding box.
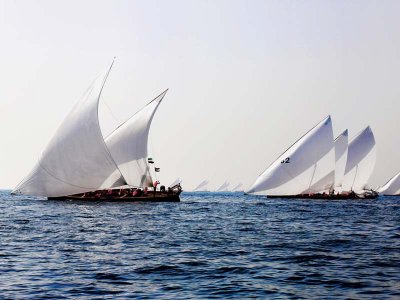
[13,61,125,197]
[247,116,335,196]
[378,171,400,196]
[342,126,376,192]
[104,90,168,187]
[334,129,348,189]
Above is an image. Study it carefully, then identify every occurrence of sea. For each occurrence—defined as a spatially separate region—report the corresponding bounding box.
[0,190,399,299]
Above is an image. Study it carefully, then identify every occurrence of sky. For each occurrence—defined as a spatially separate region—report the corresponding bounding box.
[1,0,400,191]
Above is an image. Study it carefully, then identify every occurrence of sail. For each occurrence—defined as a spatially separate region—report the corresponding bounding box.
[232,183,243,191]
[342,126,376,192]
[13,61,124,197]
[379,172,400,195]
[247,116,335,196]
[169,178,182,188]
[334,130,348,189]
[104,90,167,187]
[193,180,209,191]
[216,182,230,192]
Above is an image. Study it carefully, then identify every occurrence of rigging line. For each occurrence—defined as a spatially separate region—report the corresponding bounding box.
[96,57,130,186]
[103,89,168,140]
[101,95,120,124]
[351,165,358,191]
[308,164,317,190]
[280,164,313,194]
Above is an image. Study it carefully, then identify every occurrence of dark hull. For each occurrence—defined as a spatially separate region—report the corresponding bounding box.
[48,192,180,202]
[267,193,378,200]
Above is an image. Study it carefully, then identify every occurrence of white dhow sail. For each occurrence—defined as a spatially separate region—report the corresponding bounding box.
[247,116,335,196]
[342,126,376,193]
[169,178,182,188]
[193,180,209,191]
[334,130,348,189]
[378,172,400,196]
[232,183,243,191]
[216,182,230,192]
[13,61,125,197]
[104,90,167,187]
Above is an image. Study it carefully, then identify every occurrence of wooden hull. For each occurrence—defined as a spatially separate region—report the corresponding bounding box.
[48,192,181,202]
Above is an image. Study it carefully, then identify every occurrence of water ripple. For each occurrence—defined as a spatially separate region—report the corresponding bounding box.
[0,190,399,298]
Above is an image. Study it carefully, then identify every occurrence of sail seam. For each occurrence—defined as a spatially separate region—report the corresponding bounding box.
[37,160,97,190]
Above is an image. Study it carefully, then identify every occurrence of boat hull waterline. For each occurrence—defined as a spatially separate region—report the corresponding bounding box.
[48,191,181,202]
[48,184,182,202]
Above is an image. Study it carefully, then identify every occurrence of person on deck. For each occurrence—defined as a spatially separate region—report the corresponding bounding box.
[153,181,159,191]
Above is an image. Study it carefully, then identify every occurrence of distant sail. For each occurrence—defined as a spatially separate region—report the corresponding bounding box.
[334,130,348,189]
[104,90,167,188]
[247,116,335,196]
[194,180,209,191]
[232,183,243,191]
[342,126,376,192]
[13,61,125,197]
[169,178,182,188]
[378,172,400,195]
[216,182,230,192]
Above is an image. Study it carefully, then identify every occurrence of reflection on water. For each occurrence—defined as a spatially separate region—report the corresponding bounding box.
[0,191,399,298]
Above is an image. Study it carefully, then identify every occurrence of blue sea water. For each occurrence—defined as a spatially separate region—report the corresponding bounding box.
[0,190,399,299]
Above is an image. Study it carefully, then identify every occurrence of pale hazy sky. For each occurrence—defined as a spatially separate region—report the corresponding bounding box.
[1,0,400,190]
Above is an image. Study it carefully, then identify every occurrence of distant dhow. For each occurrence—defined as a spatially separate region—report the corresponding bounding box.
[216,182,230,192]
[379,172,400,196]
[169,178,182,188]
[246,116,378,199]
[232,183,243,192]
[193,180,209,192]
